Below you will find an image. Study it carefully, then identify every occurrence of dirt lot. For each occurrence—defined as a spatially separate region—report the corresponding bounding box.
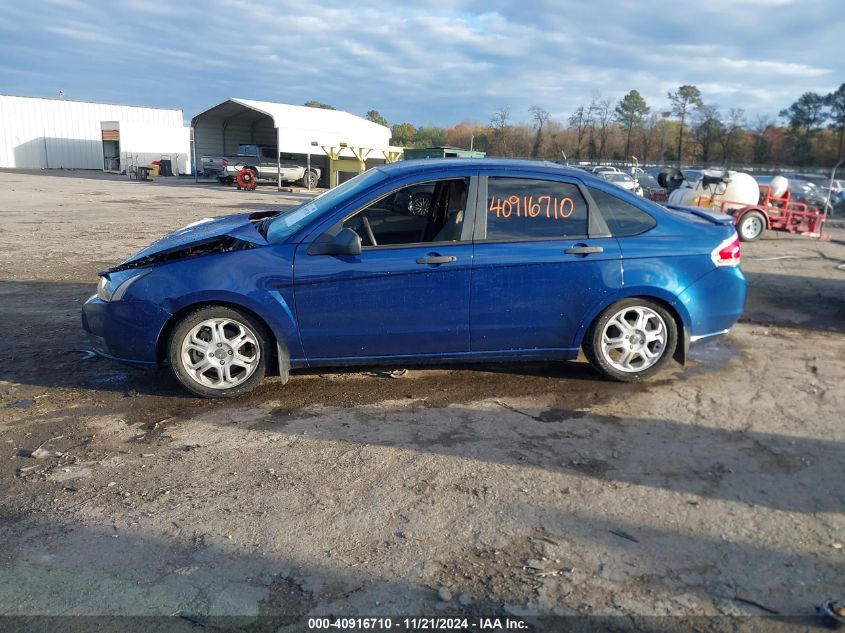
[0,169,843,630]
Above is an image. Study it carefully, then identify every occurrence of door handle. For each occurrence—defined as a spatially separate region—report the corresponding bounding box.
[565,245,604,255]
[416,255,457,265]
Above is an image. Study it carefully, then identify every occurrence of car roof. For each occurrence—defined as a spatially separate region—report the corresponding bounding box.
[376,158,607,184]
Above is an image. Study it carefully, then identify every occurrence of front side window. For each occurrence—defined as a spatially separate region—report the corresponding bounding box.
[342,178,469,247]
[485,177,588,240]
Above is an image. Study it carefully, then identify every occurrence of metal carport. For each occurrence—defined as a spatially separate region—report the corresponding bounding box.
[191,99,403,189]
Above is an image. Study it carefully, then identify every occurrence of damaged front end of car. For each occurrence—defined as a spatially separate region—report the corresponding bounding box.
[106,235,258,274]
[83,212,276,368]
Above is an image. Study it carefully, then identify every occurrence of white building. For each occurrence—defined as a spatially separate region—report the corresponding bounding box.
[192,99,402,186]
[0,94,192,175]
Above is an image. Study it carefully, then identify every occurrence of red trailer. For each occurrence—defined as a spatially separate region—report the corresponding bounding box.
[720,185,828,242]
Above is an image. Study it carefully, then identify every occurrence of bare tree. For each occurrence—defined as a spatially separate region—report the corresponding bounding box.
[594,95,614,161]
[692,104,724,165]
[750,114,774,165]
[585,95,601,160]
[568,105,589,159]
[529,105,551,158]
[640,112,661,165]
[490,107,513,156]
[721,108,746,166]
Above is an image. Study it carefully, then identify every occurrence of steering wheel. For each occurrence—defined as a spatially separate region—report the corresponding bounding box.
[361,216,378,247]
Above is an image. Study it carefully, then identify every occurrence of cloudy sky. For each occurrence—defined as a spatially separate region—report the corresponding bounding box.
[0,0,841,126]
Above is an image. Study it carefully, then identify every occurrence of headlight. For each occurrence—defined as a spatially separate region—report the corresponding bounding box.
[96,269,150,302]
[97,276,113,301]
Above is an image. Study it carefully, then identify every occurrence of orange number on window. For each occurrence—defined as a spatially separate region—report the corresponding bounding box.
[490,194,577,220]
[488,196,504,218]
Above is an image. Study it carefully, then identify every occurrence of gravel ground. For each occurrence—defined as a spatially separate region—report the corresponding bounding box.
[0,169,843,631]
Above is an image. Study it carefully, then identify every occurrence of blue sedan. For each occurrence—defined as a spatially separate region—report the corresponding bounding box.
[82,159,746,397]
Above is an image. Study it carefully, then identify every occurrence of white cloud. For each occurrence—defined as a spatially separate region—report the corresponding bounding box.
[4,0,841,125]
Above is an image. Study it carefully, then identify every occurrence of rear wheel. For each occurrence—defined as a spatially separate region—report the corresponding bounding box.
[301,169,318,188]
[584,298,678,382]
[168,306,269,398]
[737,211,765,242]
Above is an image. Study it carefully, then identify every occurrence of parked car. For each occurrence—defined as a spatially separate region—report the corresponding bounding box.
[636,173,666,201]
[831,180,845,211]
[782,178,834,213]
[214,145,320,188]
[82,159,746,397]
[598,171,644,196]
[590,165,620,174]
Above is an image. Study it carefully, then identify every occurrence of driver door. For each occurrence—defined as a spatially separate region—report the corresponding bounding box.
[294,176,477,361]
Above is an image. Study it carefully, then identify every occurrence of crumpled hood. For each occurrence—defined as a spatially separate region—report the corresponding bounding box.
[112,212,270,271]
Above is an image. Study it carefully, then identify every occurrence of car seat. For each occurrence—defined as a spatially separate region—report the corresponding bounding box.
[432,181,468,242]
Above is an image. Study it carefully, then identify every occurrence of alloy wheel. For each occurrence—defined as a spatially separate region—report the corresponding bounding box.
[180,318,260,389]
[600,306,667,373]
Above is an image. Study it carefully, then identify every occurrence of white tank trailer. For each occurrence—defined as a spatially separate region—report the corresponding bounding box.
[667,170,761,211]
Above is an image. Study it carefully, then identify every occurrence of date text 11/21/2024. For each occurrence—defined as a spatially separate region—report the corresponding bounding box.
[488,195,576,220]
[307,616,528,630]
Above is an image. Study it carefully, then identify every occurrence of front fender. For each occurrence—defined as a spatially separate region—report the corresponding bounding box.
[161,288,303,361]
[123,246,305,363]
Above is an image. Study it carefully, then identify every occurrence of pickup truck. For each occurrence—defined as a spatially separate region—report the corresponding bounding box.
[206,145,320,188]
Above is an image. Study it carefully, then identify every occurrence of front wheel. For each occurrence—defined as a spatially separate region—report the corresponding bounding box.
[737,211,765,242]
[583,299,678,382]
[168,306,270,398]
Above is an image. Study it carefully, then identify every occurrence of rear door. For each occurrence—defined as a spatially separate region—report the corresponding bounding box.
[470,173,622,354]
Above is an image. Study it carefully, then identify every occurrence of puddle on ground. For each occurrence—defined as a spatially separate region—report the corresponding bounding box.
[683,337,743,378]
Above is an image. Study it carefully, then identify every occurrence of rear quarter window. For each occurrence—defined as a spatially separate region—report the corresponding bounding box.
[589,187,656,237]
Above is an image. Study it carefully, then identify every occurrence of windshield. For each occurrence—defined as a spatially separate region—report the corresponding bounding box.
[265,168,387,242]
[605,173,632,183]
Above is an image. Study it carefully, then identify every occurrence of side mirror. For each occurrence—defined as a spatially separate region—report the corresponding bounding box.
[307,227,361,256]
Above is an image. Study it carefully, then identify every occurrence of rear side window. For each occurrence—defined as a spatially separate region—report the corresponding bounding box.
[486,178,588,240]
[588,187,656,237]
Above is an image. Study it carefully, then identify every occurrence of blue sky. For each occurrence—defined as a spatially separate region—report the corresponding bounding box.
[1,0,841,126]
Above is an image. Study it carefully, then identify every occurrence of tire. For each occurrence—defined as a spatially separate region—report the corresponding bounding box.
[583,298,678,382]
[301,170,318,188]
[168,306,270,398]
[737,211,765,242]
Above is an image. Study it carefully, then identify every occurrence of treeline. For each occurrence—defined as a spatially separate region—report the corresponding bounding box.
[339,83,845,168]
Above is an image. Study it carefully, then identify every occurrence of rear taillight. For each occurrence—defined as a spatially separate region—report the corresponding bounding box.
[711,235,741,267]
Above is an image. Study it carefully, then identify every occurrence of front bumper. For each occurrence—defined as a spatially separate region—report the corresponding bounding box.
[81,295,172,369]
